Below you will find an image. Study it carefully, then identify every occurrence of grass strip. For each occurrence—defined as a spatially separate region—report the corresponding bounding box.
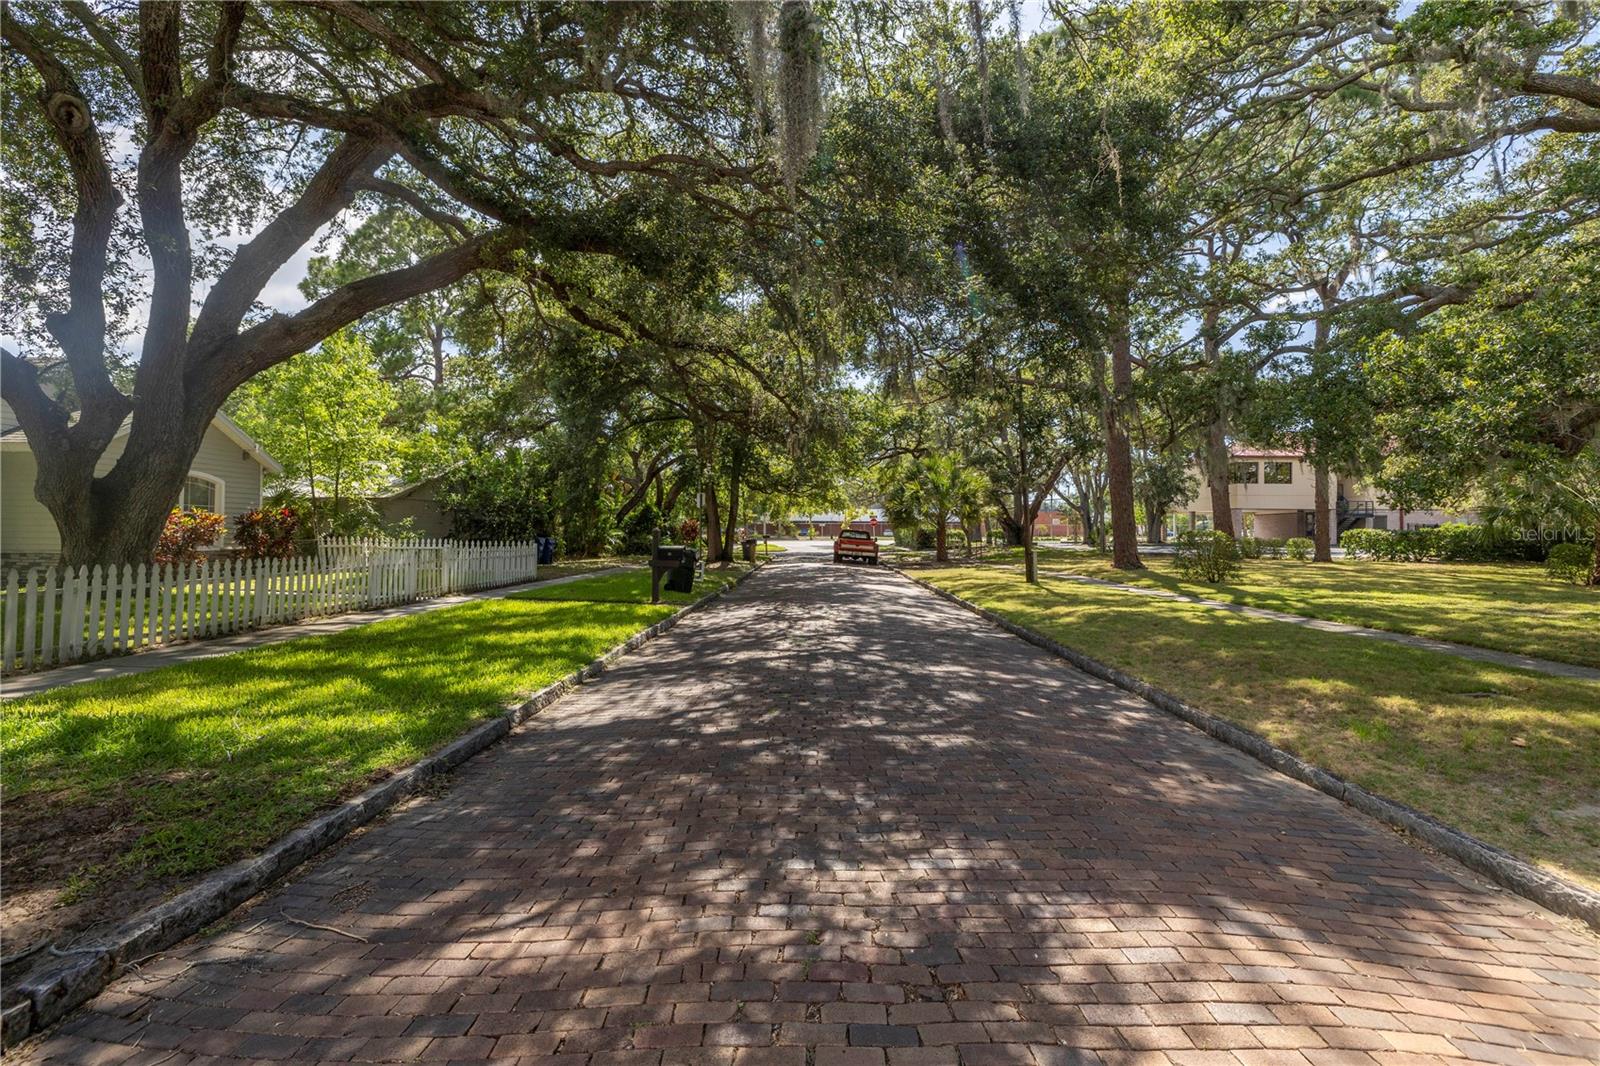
[919,566,1600,890]
[1000,549,1600,668]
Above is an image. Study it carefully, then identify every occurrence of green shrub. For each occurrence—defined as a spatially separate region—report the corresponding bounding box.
[1237,536,1262,559]
[1339,528,1392,560]
[1285,537,1313,561]
[1174,529,1242,583]
[1342,523,1529,564]
[1545,542,1596,585]
[1394,528,1435,562]
[1341,527,1434,561]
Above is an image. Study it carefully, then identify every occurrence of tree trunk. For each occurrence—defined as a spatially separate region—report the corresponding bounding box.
[1101,302,1142,570]
[55,471,186,568]
[1144,508,1163,545]
[1312,459,1333,562]
[1204,417,1235,539]
[935,519,948,563]
[1590,516,1600,587]
[430,323,446,390]
[990,489,1024,546]
[721,452,744,564]
[1022,511,1037,583]
[1074,499,1096,548]
[40,408,209,567]
[703,483,722,564]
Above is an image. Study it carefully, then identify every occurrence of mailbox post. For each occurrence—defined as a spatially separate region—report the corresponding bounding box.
[650,532,668,605]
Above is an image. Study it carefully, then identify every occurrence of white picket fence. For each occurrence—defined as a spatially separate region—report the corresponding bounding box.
[1,538,539,675]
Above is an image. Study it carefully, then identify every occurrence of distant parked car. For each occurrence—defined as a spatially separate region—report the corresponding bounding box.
[833,528,880,564]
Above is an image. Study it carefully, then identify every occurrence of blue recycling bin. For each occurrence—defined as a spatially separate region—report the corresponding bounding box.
[537,536,555,565]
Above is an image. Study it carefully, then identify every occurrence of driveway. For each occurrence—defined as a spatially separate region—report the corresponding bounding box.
[20,554,1598,1064]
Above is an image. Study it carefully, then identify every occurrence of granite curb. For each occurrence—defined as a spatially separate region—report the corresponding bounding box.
[896,568,1600,935]
[1,562,765,1050]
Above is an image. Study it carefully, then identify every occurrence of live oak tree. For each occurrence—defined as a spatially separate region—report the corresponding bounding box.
[2,0,820,565]
[1366,237,1600,583]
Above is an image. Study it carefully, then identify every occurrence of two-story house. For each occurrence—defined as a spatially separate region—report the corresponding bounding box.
[1171,447,1477,542]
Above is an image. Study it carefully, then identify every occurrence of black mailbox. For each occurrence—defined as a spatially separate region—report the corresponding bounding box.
[652,544,691,566]
[651,544,697,594]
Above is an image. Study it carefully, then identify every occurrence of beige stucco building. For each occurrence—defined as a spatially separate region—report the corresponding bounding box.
[1172,448,1477,542]
[1,401,282,565]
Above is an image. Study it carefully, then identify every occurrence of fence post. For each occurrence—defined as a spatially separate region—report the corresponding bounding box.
[155,562,165,647]
[85,564,103,656]
[22,568,40,671]
[71,565,89,658]
[133,563,148,651]
[114,563,127,652]
[3,568,17,673]
[38,567,56,666]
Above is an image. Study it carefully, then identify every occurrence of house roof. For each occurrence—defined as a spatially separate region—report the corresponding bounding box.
[1,405,284,475]
[1230,448,1303,460]
[374,474,445,500]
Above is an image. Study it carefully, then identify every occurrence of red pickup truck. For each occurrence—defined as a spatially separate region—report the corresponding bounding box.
[833,528,880,564]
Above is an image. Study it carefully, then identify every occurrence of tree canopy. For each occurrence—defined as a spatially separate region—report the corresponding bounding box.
[3,0,1595,579]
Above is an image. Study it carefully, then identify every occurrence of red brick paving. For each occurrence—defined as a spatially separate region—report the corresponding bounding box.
[17,558,1600,1064]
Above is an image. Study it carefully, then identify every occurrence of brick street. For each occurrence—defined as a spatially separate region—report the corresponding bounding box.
[21,554,1599,1065]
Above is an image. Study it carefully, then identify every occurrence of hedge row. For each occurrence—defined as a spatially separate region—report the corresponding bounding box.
[1339,523,1546,563]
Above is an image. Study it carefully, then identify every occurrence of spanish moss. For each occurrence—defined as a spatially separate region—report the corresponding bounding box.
[777,0,824,196]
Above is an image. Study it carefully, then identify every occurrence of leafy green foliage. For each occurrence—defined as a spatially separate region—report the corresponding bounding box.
[1174,529,1242,583]
[230,331,402,534]
[1285,537,1314,562]
[1340,524,1542,564]
[1545,543,1597,586]
[437,448,553,542]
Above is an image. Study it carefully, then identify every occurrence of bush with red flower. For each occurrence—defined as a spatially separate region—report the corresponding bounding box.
[234,506,302,559]
[155,509,227,565]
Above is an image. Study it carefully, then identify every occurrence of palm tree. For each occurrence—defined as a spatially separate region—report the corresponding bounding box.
[917,454,987,563]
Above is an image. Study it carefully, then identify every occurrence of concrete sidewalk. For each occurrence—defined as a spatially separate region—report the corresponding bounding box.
[0,567,636,701]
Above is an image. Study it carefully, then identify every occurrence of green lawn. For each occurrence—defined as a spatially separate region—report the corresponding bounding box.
[1,566,741,953]
[1008,549,1600,668]
[919,567,1600,890]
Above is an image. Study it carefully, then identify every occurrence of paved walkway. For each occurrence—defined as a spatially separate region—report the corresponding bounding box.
[0,567,635,701]
[19,556,1599,1065]
[1024,568,1600,682]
